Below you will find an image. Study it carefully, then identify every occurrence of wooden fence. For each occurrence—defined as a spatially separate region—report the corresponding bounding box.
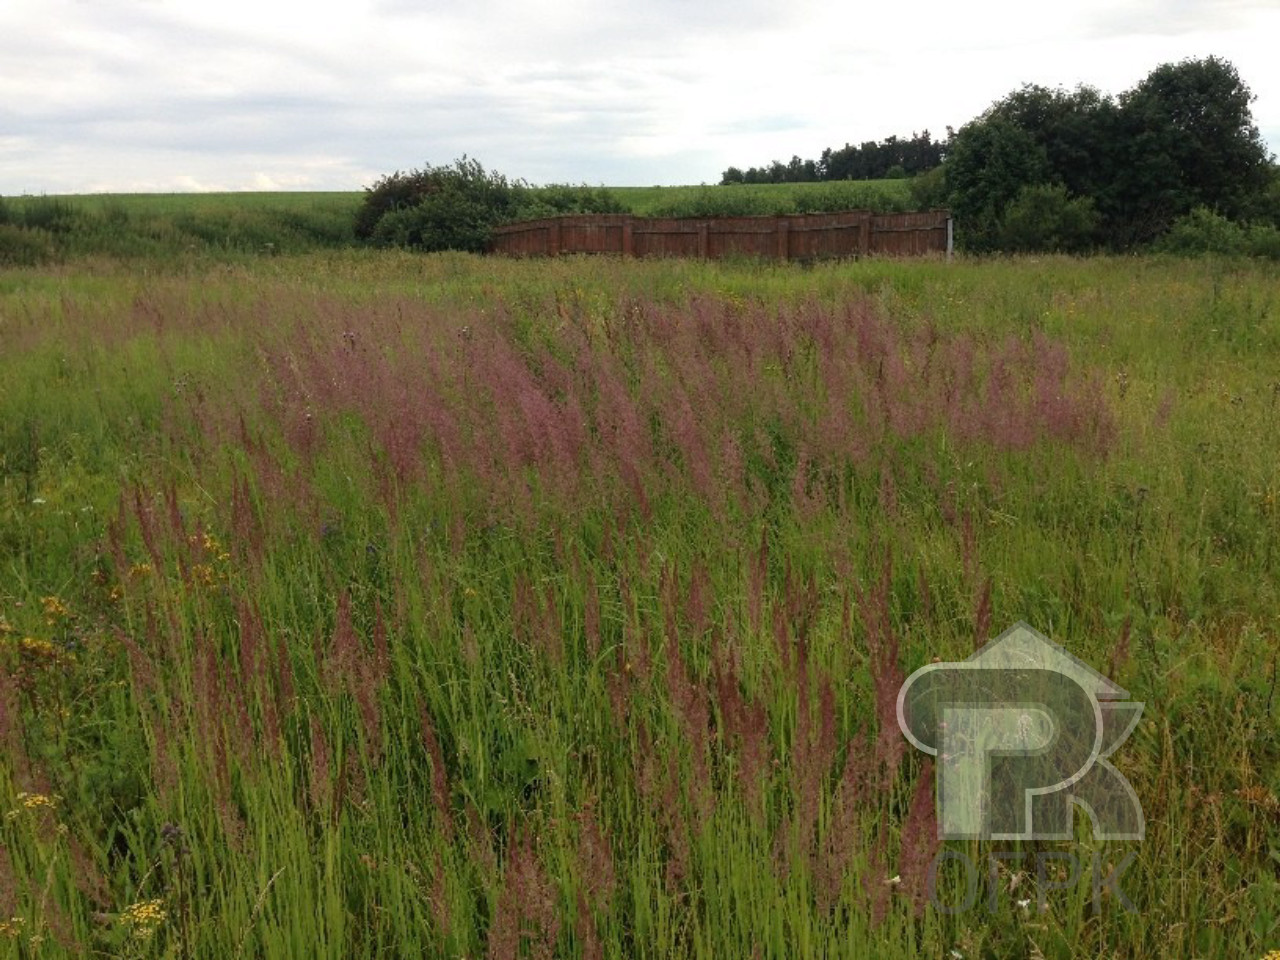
[490,209,952,261]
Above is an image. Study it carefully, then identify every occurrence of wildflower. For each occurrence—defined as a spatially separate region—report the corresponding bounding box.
[0,616,12,634]
[17,637,58,659]
[128,562,153,579]
[7,792,59,820]
[41,596,70,624]
[190,564,217,587]
[0,917,24,938]
[203,532,229,562]
[119,899,165,940]
[19,792,58,810]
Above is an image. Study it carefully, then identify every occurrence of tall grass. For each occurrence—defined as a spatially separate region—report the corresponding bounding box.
[0,251,1278,958]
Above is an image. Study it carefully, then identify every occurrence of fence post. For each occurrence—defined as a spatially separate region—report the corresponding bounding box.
[859,215,872,259]
[946,216,954,261]
[622,217,633,257]
[776,217,790,260]
[697,221,709,259]
[548,219,562,257]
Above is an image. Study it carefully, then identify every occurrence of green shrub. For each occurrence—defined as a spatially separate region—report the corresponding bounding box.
[907,166,949,210]
[0,224,56,266]
[1156,207,1247,256]
[997,183,1099,253]
[1244,222,1280,258]
[356,158,525,252]
[13,196,83,234]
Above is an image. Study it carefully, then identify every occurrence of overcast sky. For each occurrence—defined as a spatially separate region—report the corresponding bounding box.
[1,0,1277,194]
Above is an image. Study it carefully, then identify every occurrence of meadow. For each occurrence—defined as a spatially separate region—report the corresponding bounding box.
[1,246,1279,959]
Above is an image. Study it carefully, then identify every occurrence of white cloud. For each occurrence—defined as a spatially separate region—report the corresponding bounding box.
[0,0,1276,193]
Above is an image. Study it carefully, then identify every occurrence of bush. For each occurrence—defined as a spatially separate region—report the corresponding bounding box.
[356,159,628,252]
[13,196,83,234]
[1156,207,1247,256]
[997,183,1099,253]
[357,158,532,252]
[1244,222,1280,259]
[0,224,56,266]
[907,166,948,210]
[1154,207,1280,259]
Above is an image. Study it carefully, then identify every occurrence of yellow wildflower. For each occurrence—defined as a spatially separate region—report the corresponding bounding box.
[19,792,58,811]
[0,916,24,938]
[119,899,166,940]
[17,637,57,659]
[0,616,13,635]
[41,596,70,623]
[190,564,217,587]
[7,792,59,821]
[128,562,153,579]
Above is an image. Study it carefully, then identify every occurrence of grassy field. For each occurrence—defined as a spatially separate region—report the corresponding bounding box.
[0,182,915,265]
[1,247,1279,958]
[19,180,912,218]
[605,179,912,216]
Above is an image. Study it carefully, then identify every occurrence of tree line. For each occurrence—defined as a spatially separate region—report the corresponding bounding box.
[721,131,948,184]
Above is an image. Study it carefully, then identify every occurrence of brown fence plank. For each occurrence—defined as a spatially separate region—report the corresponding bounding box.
[490,210,951,260]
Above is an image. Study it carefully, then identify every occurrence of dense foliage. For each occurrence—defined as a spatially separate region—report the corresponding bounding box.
[946,56,1275,251]
[354,158,624,252]
[714,55,1276,256]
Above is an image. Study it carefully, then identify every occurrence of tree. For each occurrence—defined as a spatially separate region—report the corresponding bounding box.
[1112,56,1271,243]
[944,118,1050,251]
[981,85,1119,203]
[997,184,1099,253]
[940,57,1272,250]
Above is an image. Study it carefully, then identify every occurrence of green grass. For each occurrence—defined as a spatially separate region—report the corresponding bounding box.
[606,179,912,216]
[0,249,1278,958]
[0,182,916,265]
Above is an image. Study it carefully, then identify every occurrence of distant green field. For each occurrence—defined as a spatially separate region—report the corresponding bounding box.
[607,179,912,216]
[54,191,364,217]
[0,181,918,265]
[34,180,912,218]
